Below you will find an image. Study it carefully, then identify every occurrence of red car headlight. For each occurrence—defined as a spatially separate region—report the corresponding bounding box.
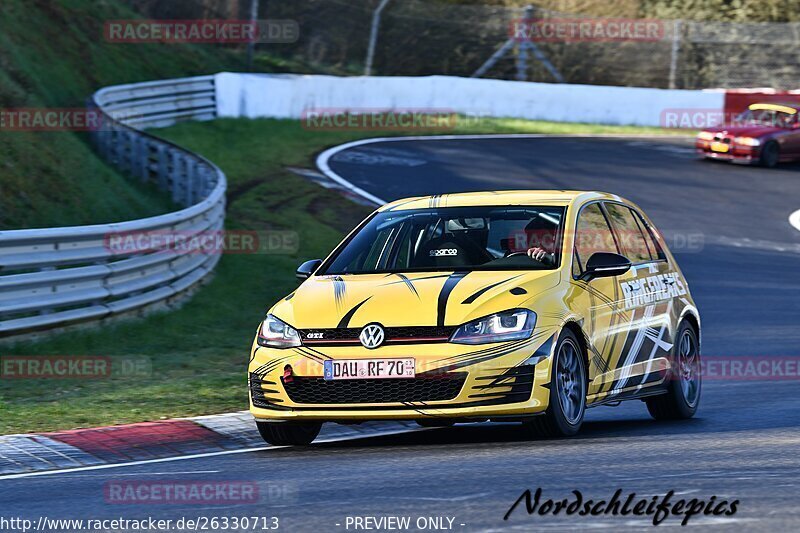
[733,137,761,147]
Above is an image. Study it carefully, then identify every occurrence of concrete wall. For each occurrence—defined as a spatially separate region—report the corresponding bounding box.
[215,72,724,127]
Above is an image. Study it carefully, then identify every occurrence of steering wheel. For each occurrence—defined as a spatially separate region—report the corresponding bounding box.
[505,250,553,266]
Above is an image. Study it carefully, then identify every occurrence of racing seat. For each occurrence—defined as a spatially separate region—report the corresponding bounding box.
[413,233,491,268]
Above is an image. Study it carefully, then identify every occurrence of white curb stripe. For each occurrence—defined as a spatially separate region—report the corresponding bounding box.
[790,209,800,234]
[0,425,430,481]
[0,435,100,473]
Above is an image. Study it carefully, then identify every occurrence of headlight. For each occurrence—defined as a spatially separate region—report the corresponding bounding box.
[257,314,301,348]
[697,131,715,141]
[450,309,536,345]
[734,136,760,146]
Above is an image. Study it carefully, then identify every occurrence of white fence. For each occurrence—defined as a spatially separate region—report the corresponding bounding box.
[215,73,724,127]
[0,76,226,339]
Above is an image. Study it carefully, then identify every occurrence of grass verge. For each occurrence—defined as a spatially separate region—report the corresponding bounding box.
[0,117,683,434]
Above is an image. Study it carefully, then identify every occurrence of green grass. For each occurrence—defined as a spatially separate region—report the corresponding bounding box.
[0,0,235,229]
[0,0,312,229]
[0,116,682,434]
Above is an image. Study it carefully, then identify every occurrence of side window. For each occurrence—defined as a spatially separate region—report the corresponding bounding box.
[604,203,653,263]
[359,227,396,271]
[631,209,666,261]
[575,203,619,272]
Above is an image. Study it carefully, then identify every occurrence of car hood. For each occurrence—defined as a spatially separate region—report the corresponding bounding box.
[702,125,785,137]
[270,270,561,329]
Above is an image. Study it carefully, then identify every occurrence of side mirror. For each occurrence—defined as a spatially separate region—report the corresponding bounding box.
[296,259,322,280]
[580,252,631,282]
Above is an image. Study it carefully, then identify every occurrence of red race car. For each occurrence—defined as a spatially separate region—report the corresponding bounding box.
[696,102,800,167]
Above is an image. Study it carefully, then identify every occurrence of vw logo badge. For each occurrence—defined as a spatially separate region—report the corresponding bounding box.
[359,324,385,349]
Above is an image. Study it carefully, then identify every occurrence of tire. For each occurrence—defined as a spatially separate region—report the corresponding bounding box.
[646,321,701,420]
[256,421,322,446]
[522,328,587,438]
[760,141,779,168]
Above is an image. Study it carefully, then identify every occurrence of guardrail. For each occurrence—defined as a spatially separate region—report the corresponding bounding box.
[0,76,226,339]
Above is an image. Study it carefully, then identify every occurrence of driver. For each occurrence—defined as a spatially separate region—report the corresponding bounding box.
[522,216,557,266]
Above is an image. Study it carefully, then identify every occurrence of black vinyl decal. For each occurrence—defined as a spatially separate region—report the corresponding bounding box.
[332,276,346,309]
[461,275,523,305]
[394,273,420,298]
[437,272,468,326]
[337,297,372,328]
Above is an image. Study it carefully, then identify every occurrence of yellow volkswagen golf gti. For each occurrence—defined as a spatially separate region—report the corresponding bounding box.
[248,191,701,445]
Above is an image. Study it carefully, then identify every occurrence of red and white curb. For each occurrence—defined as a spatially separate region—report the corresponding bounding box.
[0,413,422,478]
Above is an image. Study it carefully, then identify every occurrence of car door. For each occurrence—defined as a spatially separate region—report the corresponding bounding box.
[566,202,630,402]
[602,202,676,395]
[782,113,800,158]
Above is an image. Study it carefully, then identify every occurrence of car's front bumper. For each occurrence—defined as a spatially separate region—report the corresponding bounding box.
[695,140,759,164]
[248,333,556,422]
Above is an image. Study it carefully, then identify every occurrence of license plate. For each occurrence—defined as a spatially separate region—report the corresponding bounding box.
[323,358,415,380]
[710,141,729,153]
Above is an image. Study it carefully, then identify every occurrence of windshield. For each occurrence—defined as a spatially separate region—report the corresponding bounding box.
[734,108,796,128]
[321,206,566,275]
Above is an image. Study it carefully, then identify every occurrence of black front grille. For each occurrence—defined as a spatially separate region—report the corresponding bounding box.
[298,326,457,346]
[282,372,467,404]
[467,365,536,405]
[249,372,288,410]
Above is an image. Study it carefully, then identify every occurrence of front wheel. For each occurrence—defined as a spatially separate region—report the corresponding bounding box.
[522,329,587,438]
[646,321,701,420]
[256,421,322,446]
[760,141,779,168]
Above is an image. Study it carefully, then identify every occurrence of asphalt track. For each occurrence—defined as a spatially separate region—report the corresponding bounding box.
[3,136,800,531]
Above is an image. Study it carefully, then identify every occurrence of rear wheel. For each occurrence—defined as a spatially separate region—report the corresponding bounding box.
[256,421,322,446]
[760,141,779,168]
[646,321,701,420]
[522,329,586,438]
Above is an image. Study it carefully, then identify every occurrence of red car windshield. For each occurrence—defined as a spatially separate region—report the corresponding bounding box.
[734,109,796,128]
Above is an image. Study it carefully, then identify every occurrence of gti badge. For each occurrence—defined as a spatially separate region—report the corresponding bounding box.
[359,324,385,349]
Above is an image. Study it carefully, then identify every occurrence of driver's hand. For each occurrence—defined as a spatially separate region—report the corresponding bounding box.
[527,247,552,264]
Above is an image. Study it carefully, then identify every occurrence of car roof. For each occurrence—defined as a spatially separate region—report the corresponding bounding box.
[378,190,624,212]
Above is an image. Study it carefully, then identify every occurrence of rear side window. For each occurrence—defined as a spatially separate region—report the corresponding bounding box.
[574,203,619,271]
[604,203,654,263]
[631,209,665,260]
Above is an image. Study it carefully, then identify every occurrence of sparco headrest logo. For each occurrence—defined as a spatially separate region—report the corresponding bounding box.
[359,324,385,349]
[430,248,458,257]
